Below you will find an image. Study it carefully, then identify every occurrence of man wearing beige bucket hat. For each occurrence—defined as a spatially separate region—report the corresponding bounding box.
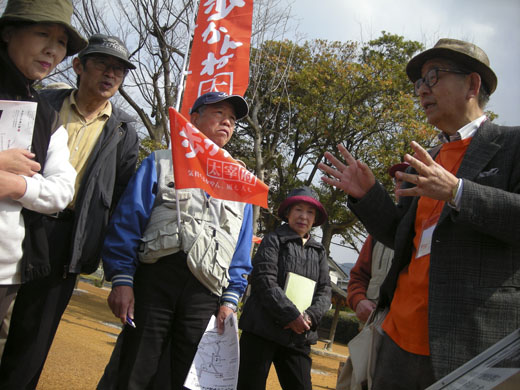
[320,38,520,388]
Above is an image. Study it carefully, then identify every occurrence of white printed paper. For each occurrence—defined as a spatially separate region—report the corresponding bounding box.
[0,100,37,151]
[184,313,240,390]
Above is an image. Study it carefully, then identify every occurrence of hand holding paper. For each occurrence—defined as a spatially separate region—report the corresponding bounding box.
[0,149,40,176]
[184,313,240,390]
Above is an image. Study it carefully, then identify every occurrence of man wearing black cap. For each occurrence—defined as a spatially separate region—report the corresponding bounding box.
[98,91,253,389]
[320,38,520,388]
[0,34,138,389]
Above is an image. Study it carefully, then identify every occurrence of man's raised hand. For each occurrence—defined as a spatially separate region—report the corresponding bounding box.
[319,144,375,199]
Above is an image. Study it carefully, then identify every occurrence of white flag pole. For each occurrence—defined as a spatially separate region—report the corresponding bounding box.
[174,0,200,231]
[174,0,200,111]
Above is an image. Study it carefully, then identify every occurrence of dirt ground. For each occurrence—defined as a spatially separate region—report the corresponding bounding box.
[37,280,348,390]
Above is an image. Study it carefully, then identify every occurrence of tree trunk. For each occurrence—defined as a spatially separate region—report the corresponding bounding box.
[327,304,342,350]
[321,222,334,256]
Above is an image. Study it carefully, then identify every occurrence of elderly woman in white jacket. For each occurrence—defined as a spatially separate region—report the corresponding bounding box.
[0,0,86,324]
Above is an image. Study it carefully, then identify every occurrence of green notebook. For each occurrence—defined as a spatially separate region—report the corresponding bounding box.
[284,272,316,313]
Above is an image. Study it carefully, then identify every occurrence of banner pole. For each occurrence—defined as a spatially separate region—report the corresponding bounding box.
[174,0,200,232]
[175,0,200,111]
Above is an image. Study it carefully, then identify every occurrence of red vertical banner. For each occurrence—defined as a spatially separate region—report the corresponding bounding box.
[180,0,254,118]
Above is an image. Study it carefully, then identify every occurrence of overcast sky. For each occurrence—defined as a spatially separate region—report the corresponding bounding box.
[287,0,520,263]
[289,0,519,127]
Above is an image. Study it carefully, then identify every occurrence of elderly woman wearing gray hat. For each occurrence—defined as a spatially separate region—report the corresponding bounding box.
[0,0,86,325]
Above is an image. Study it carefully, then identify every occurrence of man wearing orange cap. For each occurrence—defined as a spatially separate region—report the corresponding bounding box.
[320,38,520,388]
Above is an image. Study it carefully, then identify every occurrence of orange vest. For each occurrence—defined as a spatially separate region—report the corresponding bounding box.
[382,137,472,355]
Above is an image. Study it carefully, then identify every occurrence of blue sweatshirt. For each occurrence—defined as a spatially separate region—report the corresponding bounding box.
[101,152,253,305]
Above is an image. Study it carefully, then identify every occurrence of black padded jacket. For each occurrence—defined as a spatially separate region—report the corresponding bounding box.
[239,224,331,348]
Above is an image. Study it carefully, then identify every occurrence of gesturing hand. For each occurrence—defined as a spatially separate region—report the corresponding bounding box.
[318,144,375,199]
[396,141,459,202]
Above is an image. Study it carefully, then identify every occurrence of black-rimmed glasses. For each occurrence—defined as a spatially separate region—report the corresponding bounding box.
[414,68,469,95]
[89,56,129,78]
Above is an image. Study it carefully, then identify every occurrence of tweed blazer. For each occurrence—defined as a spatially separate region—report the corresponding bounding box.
[349,120,520,380]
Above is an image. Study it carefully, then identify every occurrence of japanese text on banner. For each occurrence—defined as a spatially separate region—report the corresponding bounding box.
[169,107,268,208]
[180,0,253,118]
